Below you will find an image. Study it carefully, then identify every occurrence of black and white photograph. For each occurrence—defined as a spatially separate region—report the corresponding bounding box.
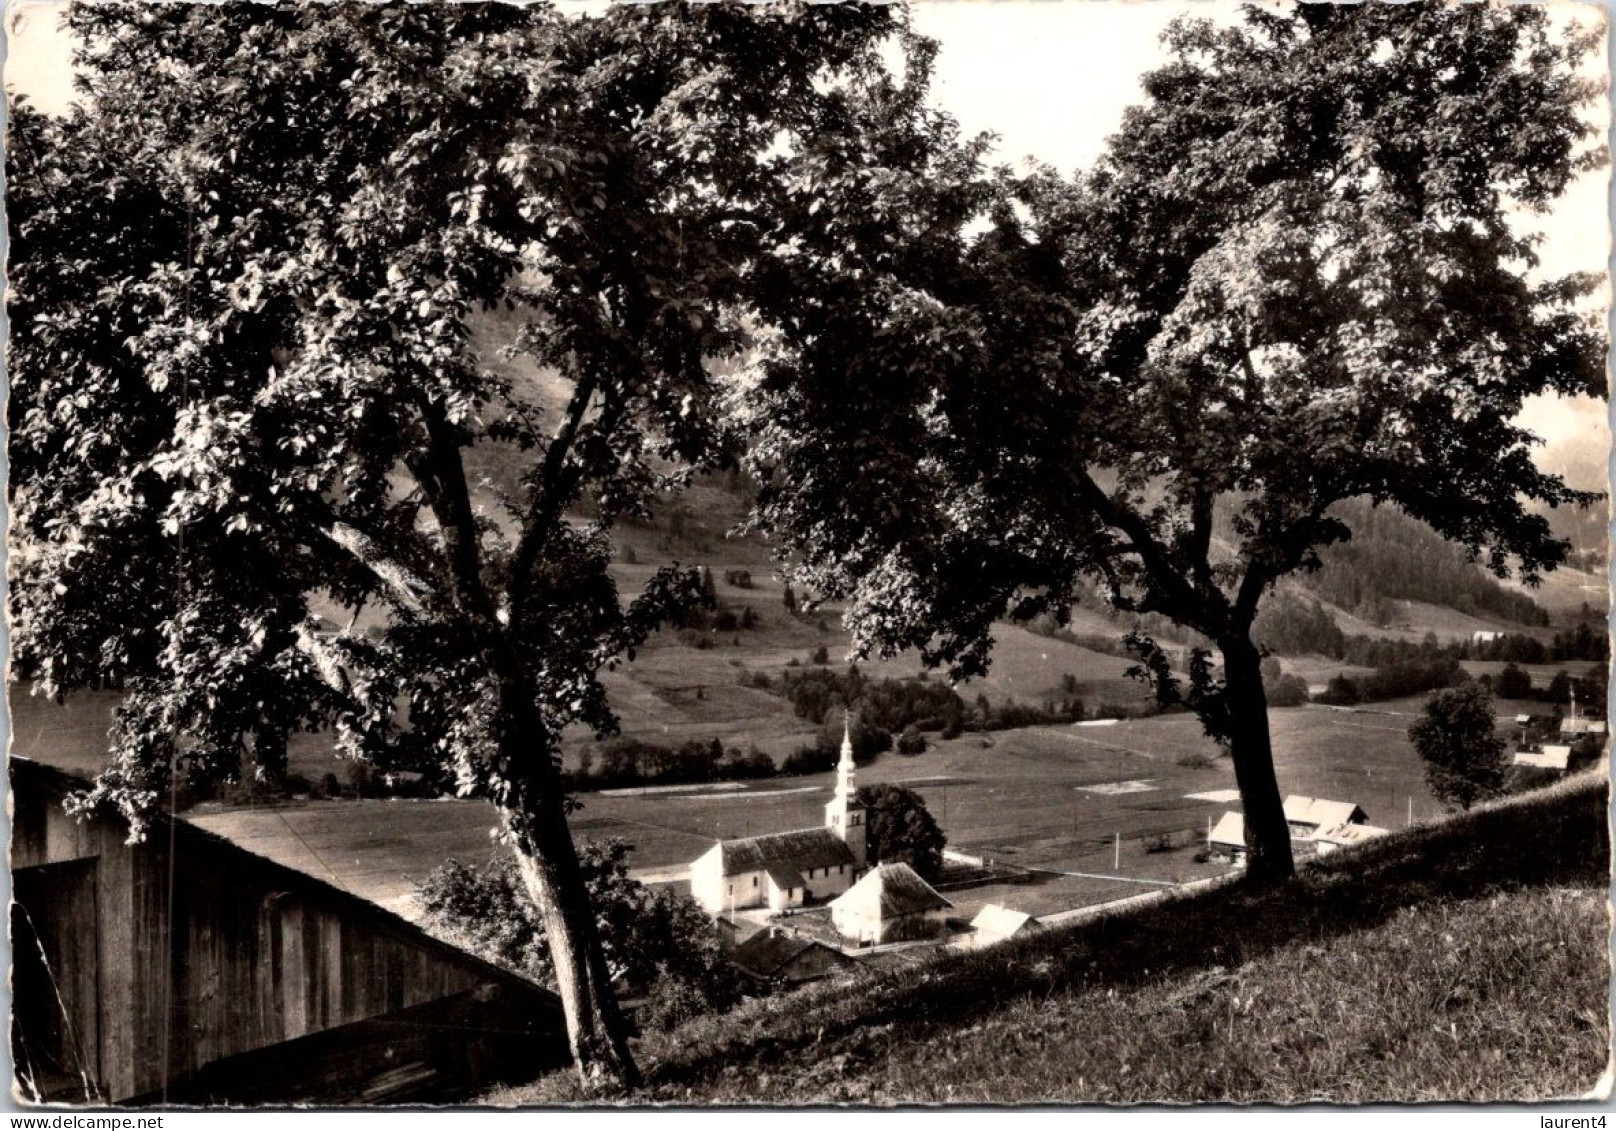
[3,0,1612,1109]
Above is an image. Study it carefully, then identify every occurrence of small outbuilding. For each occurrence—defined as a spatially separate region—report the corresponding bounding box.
[965,904,1042,948]
[1514,745,1571,771]
[1209,811,1247,862]
[729,931,858,988]
[1311,821,1391,856]
[829,863,953,946]
[1282,795,1369,839]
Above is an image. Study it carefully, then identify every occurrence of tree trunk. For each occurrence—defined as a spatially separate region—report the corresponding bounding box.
[1220,636,1295,884]
[505,795,642,1089]
[503,786,642,1090]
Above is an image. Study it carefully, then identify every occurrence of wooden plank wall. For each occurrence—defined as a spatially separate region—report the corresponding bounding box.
[10,762,566,1103]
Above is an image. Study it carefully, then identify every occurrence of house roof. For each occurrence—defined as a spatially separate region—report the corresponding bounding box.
[831,862,952,920]
[971,904,1038,937]
[716,828,854,877]
[765,865,805,891]
[1562,718,1607,735]
[1515,748,1570,770]
[1209,811,1245,848]
[1313,822,1390,848]
[1282,795,1367,828]
[729,932,845,980]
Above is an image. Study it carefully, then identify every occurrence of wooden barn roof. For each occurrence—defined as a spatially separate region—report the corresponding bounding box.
[9,756,560,1010]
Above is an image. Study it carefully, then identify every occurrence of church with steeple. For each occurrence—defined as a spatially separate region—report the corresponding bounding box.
[688,718,869,916]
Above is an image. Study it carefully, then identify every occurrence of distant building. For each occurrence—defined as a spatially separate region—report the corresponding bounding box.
[1561,717,1607,737]
[1282,795,1369,839]
[830,863,953,946]
[1473,631,1505,643]
[1211,801,1377,862]
[689,720,867,915]
[1514,745,1571,771]
[1312,821,1391,856]
[729,931,858,988]
[1209,811,1248,862]
[965,904,1042,948]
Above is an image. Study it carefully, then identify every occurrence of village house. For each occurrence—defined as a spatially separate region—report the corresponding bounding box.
[729,931,860,989]
[963,904,1042,949]
[1210,796,1376,863]
[1311,821,1391,856]
[689,721,867,915]
[1281,795,1369,839]
[829,862,954,946]
[1515,744,1573,771]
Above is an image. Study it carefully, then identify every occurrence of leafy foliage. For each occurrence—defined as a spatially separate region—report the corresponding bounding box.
[417,840,738,1030]
[741,3,1604,878]
[855,783,947,880]
[1409,683,1510,811]
[7,1,917,1078]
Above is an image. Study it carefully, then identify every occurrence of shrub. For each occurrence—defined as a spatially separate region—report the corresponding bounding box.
[722,569,753,589]
[1142,831,1175,854]
[417,841,740,1028]
[896,725,927,755]
[1315,675,1361,706]
[810,645,829,665]
[1265,672,1310,708]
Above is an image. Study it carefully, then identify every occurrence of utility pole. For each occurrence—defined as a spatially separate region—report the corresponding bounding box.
[1407,796,1413,828]
[1114,831,1120,870]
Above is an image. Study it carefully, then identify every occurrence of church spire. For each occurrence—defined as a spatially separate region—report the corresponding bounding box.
[826,709,866,868]
[836,710,856,800]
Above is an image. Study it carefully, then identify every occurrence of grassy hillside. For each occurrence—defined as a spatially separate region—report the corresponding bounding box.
[497,772,1610,1105]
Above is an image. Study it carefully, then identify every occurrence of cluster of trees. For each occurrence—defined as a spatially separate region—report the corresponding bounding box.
[570,738,775,793]
[1256,588,1606,669]
[1259,659,1311,709]
[17,2,1601,1084]
[1473,623,1609,665]
[1487,663,1609,711]
[774,667,968,738]
[1314,657,1466,706]
[417,841,740,1033]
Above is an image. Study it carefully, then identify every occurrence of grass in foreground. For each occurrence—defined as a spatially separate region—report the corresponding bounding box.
[496,771,1610,1105]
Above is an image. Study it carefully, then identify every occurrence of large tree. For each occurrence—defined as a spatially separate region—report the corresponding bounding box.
[742,3,1604,882]
[7,1,911,1086]
[1409,683,1509,812]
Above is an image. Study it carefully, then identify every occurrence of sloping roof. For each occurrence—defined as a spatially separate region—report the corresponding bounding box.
[730,933,844,980]
[1515,748,1570,770]
[10,757,560,1008]
[971,904,1038,937]
[717,828,854,876]
[1209,811,1245,848]
[1282,795,1367,828]
[765,865,805,891]
[832,863,952,920]
[1562,718,1607,735]
[1313,822,1390,848]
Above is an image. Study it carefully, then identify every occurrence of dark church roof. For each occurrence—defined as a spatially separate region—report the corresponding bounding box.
[716,827,854,877]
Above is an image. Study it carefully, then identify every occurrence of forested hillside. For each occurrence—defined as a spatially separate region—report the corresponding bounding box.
[1300,499,1553,627]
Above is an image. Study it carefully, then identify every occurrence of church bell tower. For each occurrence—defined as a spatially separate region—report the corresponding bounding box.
[825,714,867,868]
